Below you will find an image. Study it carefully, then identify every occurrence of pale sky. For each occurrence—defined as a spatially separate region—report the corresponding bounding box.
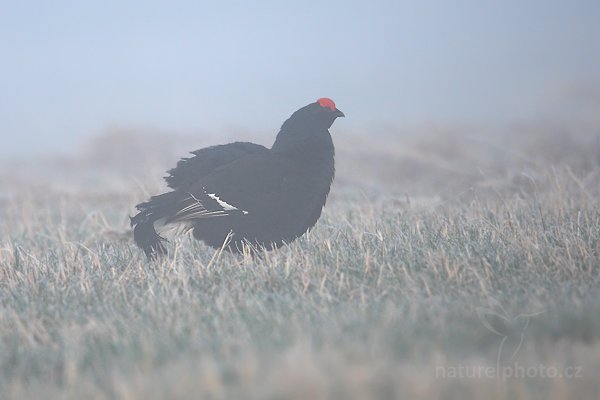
[1,0,599,157]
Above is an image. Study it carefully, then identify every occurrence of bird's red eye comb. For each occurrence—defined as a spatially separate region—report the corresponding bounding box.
[317,98,336,111]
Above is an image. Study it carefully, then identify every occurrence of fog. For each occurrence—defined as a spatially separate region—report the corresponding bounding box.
[1,0,599,157]
[2,4,600,398]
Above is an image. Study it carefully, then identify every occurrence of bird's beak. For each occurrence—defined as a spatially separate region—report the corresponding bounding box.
[334,108,345,118]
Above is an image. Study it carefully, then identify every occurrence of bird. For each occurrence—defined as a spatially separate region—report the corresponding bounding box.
[130,98,344,259]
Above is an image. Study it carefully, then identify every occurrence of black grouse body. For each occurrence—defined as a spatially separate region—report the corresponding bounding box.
[131,98,344,258]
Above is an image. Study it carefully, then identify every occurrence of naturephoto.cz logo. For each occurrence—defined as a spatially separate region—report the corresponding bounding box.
[435,299,583,382]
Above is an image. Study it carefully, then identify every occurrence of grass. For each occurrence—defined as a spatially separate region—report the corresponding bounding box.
[1,126,599,399]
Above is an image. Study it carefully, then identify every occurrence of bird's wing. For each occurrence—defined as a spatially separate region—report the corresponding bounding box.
[166,154,289,224]
[165,141,269,189]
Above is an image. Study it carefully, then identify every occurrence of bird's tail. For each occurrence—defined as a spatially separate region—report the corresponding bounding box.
[130,192,178,259]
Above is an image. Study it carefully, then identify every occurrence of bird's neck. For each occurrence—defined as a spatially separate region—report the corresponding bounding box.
[271,128,334,162]
[272,129,336,190]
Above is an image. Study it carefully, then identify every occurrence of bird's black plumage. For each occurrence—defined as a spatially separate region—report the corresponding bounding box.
[131,98,344,258]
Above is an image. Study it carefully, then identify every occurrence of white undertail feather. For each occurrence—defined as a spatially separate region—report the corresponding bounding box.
[153,217,194,240]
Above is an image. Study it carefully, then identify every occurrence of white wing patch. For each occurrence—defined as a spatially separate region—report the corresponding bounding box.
[172,190,249,222]
[207,193,249,214]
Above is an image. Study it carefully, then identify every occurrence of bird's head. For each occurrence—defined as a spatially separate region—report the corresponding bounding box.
[304,98,345,129]
[281,98,345,131]
[272,98,344,153]
[314,98,345,127]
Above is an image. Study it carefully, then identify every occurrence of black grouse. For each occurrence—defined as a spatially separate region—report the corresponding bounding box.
[131,98,344,258]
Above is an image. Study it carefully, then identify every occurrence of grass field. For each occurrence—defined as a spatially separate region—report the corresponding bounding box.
[1,125,599,399]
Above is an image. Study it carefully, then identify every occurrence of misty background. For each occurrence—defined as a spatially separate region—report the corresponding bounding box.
[1,0,599,159]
